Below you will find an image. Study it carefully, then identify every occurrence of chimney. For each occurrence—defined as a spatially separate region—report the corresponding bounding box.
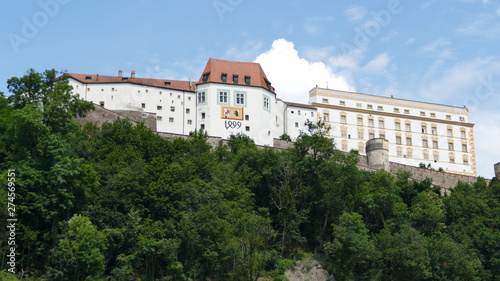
[131,71,136,79]
[118,70,123,77]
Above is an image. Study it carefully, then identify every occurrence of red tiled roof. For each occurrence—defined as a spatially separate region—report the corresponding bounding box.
[198,58,275,93]
[65,73,196,92]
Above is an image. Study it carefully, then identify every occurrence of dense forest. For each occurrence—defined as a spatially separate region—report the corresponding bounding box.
[0,69,500,281]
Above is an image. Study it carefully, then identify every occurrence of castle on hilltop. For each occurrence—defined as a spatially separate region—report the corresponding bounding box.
[67,58,477,177]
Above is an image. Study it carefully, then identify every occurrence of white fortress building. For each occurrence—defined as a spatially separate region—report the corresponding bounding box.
[66,58,476,176]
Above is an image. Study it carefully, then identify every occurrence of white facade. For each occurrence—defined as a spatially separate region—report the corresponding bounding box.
[67,74,196,135]
[310,87,476,176]
[65,59,476,177]
[195,82,278,147]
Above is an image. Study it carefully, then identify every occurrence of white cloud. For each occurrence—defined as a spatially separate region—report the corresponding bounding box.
[303,16,335,35]
[406,38,416,45]
[362,53,390,73]
[473,110,500,178]
[255,39,355,104]
[345,5,367,22]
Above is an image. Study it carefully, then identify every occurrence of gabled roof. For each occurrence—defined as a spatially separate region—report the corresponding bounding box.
[198,58,275,93]
[277,98,317,109]
[65,73,196,92]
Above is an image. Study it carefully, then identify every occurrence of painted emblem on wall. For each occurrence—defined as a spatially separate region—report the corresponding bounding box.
[221,106,244,120]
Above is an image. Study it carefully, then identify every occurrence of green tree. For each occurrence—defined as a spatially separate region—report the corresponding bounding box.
[45,215,107,281]
[323,212,380,281]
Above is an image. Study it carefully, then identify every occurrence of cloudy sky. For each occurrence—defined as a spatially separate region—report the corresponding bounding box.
[1,0,499,177]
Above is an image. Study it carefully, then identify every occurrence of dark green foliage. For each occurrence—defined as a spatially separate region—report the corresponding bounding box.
[1,69,499,280]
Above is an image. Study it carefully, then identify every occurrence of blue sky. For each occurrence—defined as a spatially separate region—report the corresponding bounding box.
[1,0,499,177]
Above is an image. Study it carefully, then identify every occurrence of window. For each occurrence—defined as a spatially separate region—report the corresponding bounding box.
[245,126,250,132]
[177,95,181,99]
[323,113,329,121]
[311,112,314,117]
[341,129,347,137]
[423,152,429,160]
[379,133,385,139]
[367,104,373,109]
[157,106,163,110]
[431,126,437,135]
[450,156,455,163]
[264,96,270,110]
[340,100,346,106]
[219,91,228,103]
[423,139,429,148]
[356,103,362,108]
[291,111,294,114]
[433,141,438,149]
[420,111,426,116]
[170,106,175,112]
[186,108,191,114]
[202,73,209,82]
[421,126,427,134]
[157,116,162,121]
[446,115,451,120]
[357,117,363,126]
[396,136,402,144]
[322,98,328,103]
[200,124,205,130]
[434,153,439,162]
[394,108,400,113]
[430,113,436,117]
[358,131,364,139]
[295,122,299,128]
[462,144,468,152]
[236,92,245,105]
[85,76,92,80]
[341,143,348,151]
[233,75,239,84]
[221,73,227,83]
[201,112,206,119]
[407,149,413,158]
[463,157,469,165]
[369,133,375,139]
[461,130,466,138]
[377,106,383,111]
[404,109,410,114]
[405,123,411,132]
[447,129,453,137]
[368,119,374,127]
[187,120,192,125]
[397,149,403,157]
[340,115,346,124]
[245,76,251,85]
[99,101,105,107]
[459,116,465,121]
[141,103,146,108]
[358,143,365,153]
[245,115,249,121]
[298,110,301,115]
[395,122,401,130]
[169,117,174,122]
[379,120,385,128]
[406,137,412,146]
[448,142,454,151]
[197,92,206,104]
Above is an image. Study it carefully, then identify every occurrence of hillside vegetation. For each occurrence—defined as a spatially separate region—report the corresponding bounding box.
[1,69,500,280]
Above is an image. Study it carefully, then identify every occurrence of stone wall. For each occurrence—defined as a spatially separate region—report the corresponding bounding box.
[495,162,500,179]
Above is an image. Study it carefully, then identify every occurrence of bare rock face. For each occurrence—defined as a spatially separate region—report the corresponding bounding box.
[285,260,334,281]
